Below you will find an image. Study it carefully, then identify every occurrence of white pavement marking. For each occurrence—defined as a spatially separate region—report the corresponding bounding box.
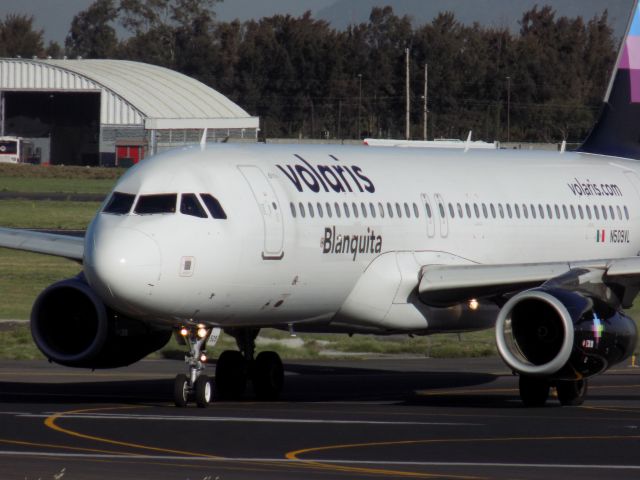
[0,451,638,471]
[18,412,481,426]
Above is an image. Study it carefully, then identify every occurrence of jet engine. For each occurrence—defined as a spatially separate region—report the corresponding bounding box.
[495,287,637,380]
[30,275,171,369]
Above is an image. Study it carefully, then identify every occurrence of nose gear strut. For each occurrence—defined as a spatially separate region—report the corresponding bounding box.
[173,324,213,408]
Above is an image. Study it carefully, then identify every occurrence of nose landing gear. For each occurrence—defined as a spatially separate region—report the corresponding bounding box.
[173,324,213,408]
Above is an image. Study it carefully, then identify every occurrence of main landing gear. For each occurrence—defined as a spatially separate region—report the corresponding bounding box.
[173,326,284,407]
[173,324,213,408]
[518,376,589,407]
[215,328,284,401]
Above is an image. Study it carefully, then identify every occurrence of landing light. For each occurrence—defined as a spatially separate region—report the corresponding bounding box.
[197,327,208,339]
[468,299,479,310]
[179,327,188,337]
[200,354,207,362]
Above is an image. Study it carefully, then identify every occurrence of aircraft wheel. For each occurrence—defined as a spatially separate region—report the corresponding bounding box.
[556,379,588,406]
[252,351,284,401]
[215,350,246,400]
[174,374,189,408]
[519,376,549,407]
[195,374,212,408]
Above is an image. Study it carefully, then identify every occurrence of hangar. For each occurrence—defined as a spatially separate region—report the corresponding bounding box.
[0,59,259,166]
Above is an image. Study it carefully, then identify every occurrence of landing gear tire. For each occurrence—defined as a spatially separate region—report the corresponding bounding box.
[174,374,189,408]
[556,379,588,406]
[215,350,246,400]
[252,351,284,401]
[519,376,550,407]
[195,374,213,408]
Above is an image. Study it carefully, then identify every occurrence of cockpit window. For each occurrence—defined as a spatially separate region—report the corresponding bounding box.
[200,194,227,219]
[181,194,208,218]
[103,192,136,215]
[134,194,177,214]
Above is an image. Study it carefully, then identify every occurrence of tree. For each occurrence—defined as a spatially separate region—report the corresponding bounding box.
[65,0,119,58]
[0,14,44,58]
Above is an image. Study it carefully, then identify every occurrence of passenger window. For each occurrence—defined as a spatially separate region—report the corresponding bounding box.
[104,192,136,215]
[449,203,455,218]
[135,194,177,215]
[578,205,584,219]
[457,203,463,218]
[562,205,568,219]
[335,202,341,218]
[308,202,315,218]
[379,202,385,218]
[554,205,560,219]
[396,203,403,218]
[473,203,480,218]
[514,204,520,218]
[181,193,208,218]
[624,206,630,220]
[404,203,411,217]
[424,203,431,218]
[609,206,615,220]
[388,203,394,218]
[290,202,296,218]
[490,203,496,218]
[344,203,350,218]
[586,205,592,220]
[326,202,332,218]
[498,204,504,218]
[361,202,368,218]
[507,204,513,218]
[438,203,445,218]
[465,203,472,218]
[352,202,359,218]
[570,205,576,219]
[617,205,622,220]
[522,204,528,219]
[601,205,607,220]
[370,203,376,218]
[482,203,488,218]
[299,202,306,218]
[413,203,419,218]
[538,204,544,219]
[547,204,553,219]
[317,202,324,218]
[594,206,600,220]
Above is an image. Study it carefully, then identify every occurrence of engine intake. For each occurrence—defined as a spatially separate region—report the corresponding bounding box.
[496,288,637,379]
[31,275,171,369]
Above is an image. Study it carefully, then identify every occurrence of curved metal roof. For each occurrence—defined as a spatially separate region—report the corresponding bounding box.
[0,58,258,129]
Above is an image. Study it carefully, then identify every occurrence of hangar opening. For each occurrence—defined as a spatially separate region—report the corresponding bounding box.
[0,59,260,166]
[4,91,100,166]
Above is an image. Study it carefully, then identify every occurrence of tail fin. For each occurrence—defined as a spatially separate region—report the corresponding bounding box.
[580,0,640,159]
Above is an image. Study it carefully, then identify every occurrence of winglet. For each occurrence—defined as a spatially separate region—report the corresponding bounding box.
[464,131,472,153]
[200,128,208,150]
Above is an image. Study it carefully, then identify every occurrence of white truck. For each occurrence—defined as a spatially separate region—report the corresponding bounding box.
[0,136,36,164]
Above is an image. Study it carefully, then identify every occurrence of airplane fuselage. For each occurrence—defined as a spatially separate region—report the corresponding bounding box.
[83,144,640,334]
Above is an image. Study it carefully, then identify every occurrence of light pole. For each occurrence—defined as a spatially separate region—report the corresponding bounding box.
[506,76,511,143]
[357,74,362,139]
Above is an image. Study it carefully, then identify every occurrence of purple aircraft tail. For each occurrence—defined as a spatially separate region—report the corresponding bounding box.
[579,0,640,159]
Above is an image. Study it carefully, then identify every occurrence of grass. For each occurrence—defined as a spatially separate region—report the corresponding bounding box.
[0,200,100,229]
[0,164,121,195]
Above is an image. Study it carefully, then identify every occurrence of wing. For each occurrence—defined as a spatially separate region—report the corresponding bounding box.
[419,257,640,308]
[0,227,84,262]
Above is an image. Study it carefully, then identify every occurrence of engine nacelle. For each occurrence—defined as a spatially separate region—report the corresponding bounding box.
[496,288,637,379]
[31,275,171,369]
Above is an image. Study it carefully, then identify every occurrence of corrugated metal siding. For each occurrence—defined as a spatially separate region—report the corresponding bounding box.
[0,59,144,125]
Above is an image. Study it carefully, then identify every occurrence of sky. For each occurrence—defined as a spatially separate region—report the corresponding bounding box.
[0,0,337,45]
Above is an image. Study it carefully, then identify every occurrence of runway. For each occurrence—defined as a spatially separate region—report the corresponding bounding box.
[0,356,638,479]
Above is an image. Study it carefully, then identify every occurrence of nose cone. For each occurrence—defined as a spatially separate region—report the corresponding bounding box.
[85,225,162,314]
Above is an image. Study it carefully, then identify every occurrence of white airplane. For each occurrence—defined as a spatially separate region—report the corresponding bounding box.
[2,4,640,409]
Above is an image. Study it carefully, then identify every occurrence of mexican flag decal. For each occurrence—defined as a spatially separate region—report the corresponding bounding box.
[596,229,606,243]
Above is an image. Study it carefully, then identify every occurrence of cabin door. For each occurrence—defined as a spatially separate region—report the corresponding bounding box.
[238,165,285,259]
